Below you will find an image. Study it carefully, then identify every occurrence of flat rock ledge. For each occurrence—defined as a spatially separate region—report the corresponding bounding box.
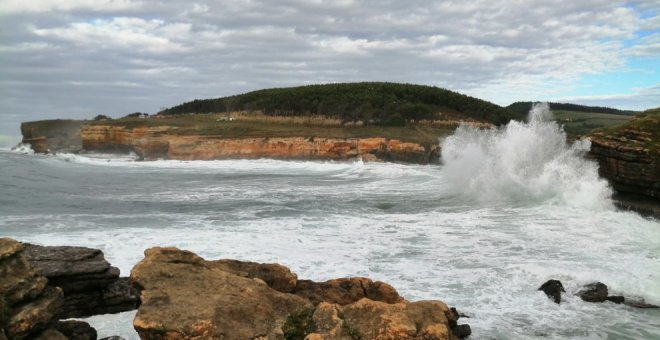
[131,247,470,340]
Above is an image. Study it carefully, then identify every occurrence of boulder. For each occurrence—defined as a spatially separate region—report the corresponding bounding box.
[538,279,565,304]
[294,278,403,306]
[22,244,139,319]
[577,282,608,302]
[130,247,313,339]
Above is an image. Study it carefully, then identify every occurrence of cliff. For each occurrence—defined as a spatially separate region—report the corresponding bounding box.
[80,124,439,163]
[20,116,446,164]
[588,109,660,216]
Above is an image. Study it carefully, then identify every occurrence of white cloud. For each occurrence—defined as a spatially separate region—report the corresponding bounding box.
[0,0,143,14]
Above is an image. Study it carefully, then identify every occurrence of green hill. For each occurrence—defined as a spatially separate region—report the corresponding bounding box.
[507,102,637,116]
[159,82,523,126]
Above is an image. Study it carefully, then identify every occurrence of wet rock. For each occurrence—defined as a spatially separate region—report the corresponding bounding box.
[98,337,126,340]
[538,279,565,304]
[624,300,660,309]
[54,320,97,340]
[578,282,608,302]
[32,327,68,340]
[453,324,472,339]
[6,286,63,339]
[131,247,312,339]
[606,296,625,304]
[22,244,139,319]
[294,277,404,306]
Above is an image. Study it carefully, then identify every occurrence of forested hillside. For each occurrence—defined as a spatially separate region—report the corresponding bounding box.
[159,82,523,125]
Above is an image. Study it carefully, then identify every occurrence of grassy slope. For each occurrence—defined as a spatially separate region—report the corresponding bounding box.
[90,114,457,147]
[590,108,660,151]
[553,110,632,138]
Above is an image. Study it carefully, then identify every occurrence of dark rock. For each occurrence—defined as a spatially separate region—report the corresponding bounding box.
[98,337,126,340]
[538,279,565,304]
[21,243,138,319]
[451,306,470,319]
[453,324,472,339]
[32,327,68,340]
[624,300,660,309]
[54,320,97,340]
[578,282,608,302]
[58,278,139,319]
[606,295,625,304]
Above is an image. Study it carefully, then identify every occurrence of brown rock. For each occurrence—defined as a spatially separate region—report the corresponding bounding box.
[295,278,403,306]
[212,259,298,293]
[577,282,608,303]
[131,247,312,339]
[6,286,63,339]
[309,299,456,340]
[0,239,23,261]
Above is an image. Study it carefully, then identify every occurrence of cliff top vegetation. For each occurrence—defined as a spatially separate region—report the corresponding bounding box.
[158,82,523,126]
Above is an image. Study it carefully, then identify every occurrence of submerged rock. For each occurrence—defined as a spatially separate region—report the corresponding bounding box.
[131,247,465,340]
[538,279,565,304]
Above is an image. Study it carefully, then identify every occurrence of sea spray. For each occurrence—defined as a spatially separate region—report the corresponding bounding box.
[440,102,612,209]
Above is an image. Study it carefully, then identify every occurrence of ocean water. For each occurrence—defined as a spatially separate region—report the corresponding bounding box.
[1,105,659,339]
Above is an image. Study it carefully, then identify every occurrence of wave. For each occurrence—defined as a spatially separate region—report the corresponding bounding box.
[440,103,613,209]
[8,143,34,155]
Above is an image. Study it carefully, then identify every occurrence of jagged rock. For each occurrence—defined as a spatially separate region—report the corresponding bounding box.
[54,320,97,340]
[131,247,313,339]
[211,259,298,293]
[1,238,68,340]
[32,327,68,340]
[294,277,403,305]
[21,243,138,319]
[6,286,63,339]
[538,279,565,304]
[578,282,608,302]
[309,299,456,340]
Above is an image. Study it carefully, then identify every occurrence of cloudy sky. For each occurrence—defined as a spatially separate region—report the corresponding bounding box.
[1,0,659,146]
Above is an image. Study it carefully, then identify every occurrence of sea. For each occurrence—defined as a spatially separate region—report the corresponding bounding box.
[1,104,659,339]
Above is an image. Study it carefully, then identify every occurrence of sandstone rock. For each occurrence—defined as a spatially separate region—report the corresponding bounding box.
[54,320,97,340]
[577,282,608,302]
[212,259,298,293]
[131,247,313,339]
[294,278,403,306]
[0,239,22,260]
[538,280,565,304]
[309,299,456,340]
[6,286,63,339]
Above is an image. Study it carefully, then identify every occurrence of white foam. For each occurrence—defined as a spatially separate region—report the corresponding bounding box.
[440,103,613,209]
[9,143,34,154]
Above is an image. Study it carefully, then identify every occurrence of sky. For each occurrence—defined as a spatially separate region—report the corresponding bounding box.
[1,0,659,147]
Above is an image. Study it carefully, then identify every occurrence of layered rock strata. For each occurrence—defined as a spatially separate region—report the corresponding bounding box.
[0,238,66,339]
[131,247,468,340]
[22,244,139,319]
[80,125,439,164]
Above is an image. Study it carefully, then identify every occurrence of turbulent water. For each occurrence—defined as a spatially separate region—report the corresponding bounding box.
[1,105,659,339]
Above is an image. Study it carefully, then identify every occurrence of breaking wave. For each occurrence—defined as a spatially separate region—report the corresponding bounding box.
[440,103,612,209]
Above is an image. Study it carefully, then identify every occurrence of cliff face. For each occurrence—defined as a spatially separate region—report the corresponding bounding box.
[80,125,440,164]
[21,120,85,153]
[588,111,659,214]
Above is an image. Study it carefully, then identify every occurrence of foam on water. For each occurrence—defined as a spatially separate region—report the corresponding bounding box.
[440,103,612,209]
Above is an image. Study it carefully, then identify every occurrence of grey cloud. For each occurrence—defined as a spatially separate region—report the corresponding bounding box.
[0,0,658,145]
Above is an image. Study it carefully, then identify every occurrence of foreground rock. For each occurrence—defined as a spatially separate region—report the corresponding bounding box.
[22,244,139,319]
[0,238,66,339]
[131,247,468,340]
